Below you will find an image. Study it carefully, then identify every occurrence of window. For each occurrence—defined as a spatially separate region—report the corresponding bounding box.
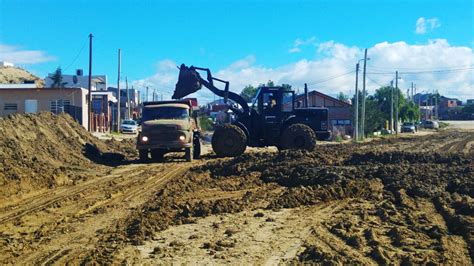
[332,119,351,126]
[4,103,18,111]
[51,100,71,114]
[282,92,293,112]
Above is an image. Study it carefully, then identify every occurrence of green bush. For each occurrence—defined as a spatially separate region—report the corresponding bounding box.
[199,116,213,131]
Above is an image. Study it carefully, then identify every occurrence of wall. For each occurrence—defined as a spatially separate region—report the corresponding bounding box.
[0,88,88,128]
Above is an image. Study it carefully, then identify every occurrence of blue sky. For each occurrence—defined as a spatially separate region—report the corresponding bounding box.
[0,0,473,101]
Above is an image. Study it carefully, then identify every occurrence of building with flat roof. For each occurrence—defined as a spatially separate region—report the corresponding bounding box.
[45,69,107,91]
[0,87,89,128]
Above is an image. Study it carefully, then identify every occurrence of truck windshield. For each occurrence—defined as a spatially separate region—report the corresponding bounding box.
[143,107,189,121]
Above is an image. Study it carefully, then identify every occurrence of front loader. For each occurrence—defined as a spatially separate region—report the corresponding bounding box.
[173,64,330,157]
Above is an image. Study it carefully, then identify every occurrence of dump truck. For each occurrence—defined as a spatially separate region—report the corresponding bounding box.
[172,64,330,157]
[137,100,201,162]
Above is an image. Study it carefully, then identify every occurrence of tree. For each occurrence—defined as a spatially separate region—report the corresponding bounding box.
[281,83,292,91]
[399,101,420,122]
[49,67,67,88]
[337,92,349,102]
[239,85,258,102]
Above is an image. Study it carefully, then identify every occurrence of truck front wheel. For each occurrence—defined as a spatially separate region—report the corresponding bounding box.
[212,124,247,157]
[281,123,317,151]
[185,146,193,162]
[139,149,149,161]
[193,138,201,159]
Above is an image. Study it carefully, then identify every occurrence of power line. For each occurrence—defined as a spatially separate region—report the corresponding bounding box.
[306,70,355,86]
[367,64,474,71]
[367,67,474,75]
[64,40,87,72]
[366,75,388,87]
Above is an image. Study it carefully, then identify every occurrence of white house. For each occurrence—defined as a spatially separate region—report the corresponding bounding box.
[45,69,107,91]
[0,61,14,67]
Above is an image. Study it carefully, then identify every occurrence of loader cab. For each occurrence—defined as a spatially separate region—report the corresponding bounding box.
[250,87,295,145]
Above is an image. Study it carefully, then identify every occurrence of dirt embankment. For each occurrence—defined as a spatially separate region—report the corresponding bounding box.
[0,112,135,199]
[88,131,473,264]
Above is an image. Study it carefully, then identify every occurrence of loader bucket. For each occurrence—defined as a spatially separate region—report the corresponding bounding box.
[173,64,202,99]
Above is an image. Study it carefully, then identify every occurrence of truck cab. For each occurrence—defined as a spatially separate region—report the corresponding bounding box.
[137,100,201,162]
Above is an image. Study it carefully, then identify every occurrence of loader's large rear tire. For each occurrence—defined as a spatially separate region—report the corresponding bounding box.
[212,124,247,157]
[281,123,317,151]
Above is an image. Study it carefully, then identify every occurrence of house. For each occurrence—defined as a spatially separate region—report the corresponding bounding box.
[0,87,89,128]
[45,69,107,91]
[295,90,352,136]
[0,61,14,67]
[107,87,141,121]
[91,91,117,132]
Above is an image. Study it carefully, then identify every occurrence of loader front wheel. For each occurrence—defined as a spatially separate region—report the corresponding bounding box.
[212,124,247,157]
[281,123,317,151]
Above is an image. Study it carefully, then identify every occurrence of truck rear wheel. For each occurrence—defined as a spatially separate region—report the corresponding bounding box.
[281,123,317,151]
[185,146,193,162]
[212,124,247,157]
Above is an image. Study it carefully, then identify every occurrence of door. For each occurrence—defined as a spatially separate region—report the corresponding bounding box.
[25,99,38,113]
[260,91,281,145]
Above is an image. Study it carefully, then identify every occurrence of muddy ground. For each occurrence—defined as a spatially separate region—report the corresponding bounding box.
[0,113,473,264]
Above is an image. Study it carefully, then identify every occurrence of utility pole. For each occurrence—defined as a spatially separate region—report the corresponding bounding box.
[153,89,156,101]
[395,71,399,134]
[126,76,130,120]
[117,49,121,132]
[87,33,93,132]
[411,82,414,102]
[354,63,359,141]
[361,48,368,139]
[146,86,149,102]
[390,80,394,132]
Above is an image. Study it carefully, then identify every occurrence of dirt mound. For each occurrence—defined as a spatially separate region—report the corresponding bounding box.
[0,112,128,198]
[0,66,44,86]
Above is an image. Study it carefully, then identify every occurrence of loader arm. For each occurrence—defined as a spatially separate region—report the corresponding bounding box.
[173,64,250,116]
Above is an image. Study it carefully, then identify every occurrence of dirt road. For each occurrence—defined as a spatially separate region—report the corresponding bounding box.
[0,158,192,264]
[1,128,473,264]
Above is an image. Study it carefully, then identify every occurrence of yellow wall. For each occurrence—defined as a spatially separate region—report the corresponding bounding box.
[0,88,89,128]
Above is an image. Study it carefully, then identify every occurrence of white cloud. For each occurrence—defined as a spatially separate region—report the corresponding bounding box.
[289,37,317,53]
[416,17,440,34]
[132,39,473,104]
[0,44,56,64]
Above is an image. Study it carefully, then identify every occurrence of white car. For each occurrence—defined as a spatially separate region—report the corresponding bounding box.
[120,120,138,134]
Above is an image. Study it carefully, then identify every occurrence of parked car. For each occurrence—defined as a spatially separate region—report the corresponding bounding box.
[421,120,439,129]
[120,120,138,134]
[401,122,417,133]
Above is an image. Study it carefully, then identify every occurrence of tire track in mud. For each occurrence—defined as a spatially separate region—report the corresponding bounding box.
[0,162,192,265]
[0,166,146,224]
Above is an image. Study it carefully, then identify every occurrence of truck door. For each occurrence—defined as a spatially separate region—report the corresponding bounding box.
[260,91,281,145]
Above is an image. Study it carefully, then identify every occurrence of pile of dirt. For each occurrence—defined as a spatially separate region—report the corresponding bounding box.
[0,66,44,87]
[0,112,130,198]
